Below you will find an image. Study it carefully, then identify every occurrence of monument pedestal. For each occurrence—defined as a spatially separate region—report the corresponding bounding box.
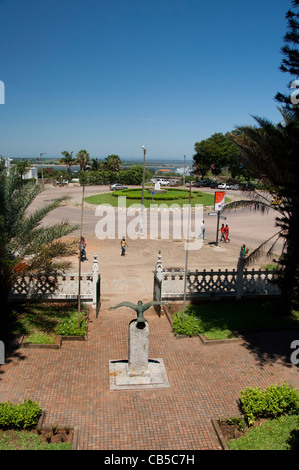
[109,320,169,390]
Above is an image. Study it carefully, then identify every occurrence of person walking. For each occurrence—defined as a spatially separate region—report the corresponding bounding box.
[199,220,205,239]
[80,236,87,261]
[121,237,128,256]
[219,224,225,242]
[224,224,230,243]
[240,244,248,258]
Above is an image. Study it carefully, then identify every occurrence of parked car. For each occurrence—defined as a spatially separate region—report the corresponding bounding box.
[217,183,227,189]
[158,179,170,186]
[239,183,256,191]
[209,182,218,189]
[110,183,128,191]
[195,179,211,187]
[168,180,180,187]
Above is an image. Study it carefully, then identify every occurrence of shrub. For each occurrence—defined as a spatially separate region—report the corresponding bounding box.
[55,317,87,336]
[0,400,42,430]
[113,188,192,201]
[172,311,204,336]
[240,383,299,425]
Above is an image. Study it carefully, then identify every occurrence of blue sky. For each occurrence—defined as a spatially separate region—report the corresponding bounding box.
[0,0,292,160]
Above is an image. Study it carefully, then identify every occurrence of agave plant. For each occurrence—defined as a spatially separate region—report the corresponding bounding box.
[0,167,79,308]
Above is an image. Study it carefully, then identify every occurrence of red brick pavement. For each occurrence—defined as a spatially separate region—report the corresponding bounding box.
[1,306,299,450]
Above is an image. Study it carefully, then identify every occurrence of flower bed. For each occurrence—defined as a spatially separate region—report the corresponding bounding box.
[0,405,78,450]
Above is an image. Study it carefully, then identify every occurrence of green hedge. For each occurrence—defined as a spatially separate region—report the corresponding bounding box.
[113,188,191,201]
[0,400,42,430]
[240,383,299,425]
[172,311,204,336]
[80,166,152,186]
[55,317,87,336]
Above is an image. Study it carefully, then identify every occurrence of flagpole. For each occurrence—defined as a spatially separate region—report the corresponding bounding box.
[78,182,85,329]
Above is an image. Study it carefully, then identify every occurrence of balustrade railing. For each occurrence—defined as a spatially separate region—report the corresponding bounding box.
[153,251,280,302]
[9,254,101,313]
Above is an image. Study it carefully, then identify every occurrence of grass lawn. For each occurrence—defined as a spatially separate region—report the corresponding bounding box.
[3,303,87,344]
[228,415,299,450]
[85,188,219,208]
[0,429,72,450]
[173,299,299,339]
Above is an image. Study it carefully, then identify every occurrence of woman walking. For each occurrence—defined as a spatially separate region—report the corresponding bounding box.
[224,225,230,243]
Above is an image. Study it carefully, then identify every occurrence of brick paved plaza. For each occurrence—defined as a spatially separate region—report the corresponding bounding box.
[1,190,299,451]
[1,292,299,450]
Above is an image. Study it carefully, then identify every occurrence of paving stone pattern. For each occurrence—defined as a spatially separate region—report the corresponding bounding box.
[1,306,299,450]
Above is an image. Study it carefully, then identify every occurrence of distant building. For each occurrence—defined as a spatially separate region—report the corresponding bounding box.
[176,166,192,176]
[2,157,38,180]
[23,167,38,180]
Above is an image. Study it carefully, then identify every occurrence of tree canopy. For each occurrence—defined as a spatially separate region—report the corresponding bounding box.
[224,0,299,315]
[193,132,247,179]
[0,167,79,309]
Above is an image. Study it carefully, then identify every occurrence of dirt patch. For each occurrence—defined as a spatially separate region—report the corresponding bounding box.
[0,426,74,448]
[217,417,268,444]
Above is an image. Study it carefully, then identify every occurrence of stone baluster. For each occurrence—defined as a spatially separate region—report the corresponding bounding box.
[92,253,98,307]
[155,250,163,282]
[236,256,244,300]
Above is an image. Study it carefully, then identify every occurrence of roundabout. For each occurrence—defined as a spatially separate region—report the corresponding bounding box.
[85,187,217,208]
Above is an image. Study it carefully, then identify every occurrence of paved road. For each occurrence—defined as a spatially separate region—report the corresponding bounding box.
[33,184,283,255]
[28,184,283,308]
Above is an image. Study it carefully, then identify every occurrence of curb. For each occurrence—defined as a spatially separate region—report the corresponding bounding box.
[38,409,80,450]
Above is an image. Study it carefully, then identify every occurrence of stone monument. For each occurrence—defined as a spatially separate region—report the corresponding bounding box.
[108,300,170,390]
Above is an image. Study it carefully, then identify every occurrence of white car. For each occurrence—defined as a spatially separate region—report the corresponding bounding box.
[217,183,227,189]
[110,183,128,191]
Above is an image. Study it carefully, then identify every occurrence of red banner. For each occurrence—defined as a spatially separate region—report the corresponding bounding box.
[214,191,225,211]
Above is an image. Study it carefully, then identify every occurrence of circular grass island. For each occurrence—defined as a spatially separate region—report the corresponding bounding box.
[85,188,217,208]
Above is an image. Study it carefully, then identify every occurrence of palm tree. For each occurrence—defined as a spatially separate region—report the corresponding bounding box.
[224,108,299,315]
[76,150,90,172]
[104,155,122,172]
[60,151,75,173]
[0,167,79,309]
[15,159,31,181]
[224,0,299,316]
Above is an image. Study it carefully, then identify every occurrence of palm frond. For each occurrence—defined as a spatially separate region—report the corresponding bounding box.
[244,230,283,266]
[223,199,271,214]
[21,221,79,256]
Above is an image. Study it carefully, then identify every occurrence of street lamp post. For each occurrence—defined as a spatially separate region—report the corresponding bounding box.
[40,152,47,187]
[182,183,192,323]
[140,145,146,235]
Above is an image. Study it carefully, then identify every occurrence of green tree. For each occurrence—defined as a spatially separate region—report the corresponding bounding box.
[224,1,299,315]
[76,149,90,172]
[193,132,246,179]
[60,151,75,173]
[103,155,122,172]
[276,0,299,107]
[91,158,101,171]
[15,159,31,181]
[0,167,79,309]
